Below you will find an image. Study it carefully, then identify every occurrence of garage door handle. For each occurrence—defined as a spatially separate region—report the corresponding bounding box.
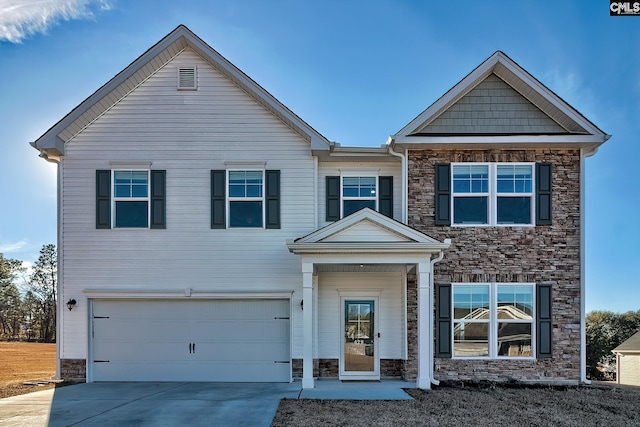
[192,343,196,353]
[189,343,192,353]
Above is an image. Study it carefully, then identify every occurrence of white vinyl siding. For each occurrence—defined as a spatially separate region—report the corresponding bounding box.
[619,354,640,386]
[59,49,314,360]
[318,163,402,228]
[316,272,404,360]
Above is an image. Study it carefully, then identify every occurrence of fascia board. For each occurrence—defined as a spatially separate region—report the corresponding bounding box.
[393,134,607,145]
[287,242,450,254]
[393,53,500,138]
[493,54,607,138]
[294,208,444,244]
[181,30,330,149]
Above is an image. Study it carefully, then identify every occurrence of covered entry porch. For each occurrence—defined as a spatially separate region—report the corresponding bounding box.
[287,209,450,390]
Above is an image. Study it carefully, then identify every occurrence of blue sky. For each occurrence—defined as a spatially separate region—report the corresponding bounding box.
[0,0,637,312]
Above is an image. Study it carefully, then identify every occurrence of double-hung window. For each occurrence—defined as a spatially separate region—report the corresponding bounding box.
[113,170,149,228]
[228,170,264,228]
[452,283,534,358]
[342,176,377,217]
[452,163,534,225]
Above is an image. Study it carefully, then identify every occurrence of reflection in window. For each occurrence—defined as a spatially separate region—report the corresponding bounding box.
[113,170,149,228]
[453,283,534,358]
[228,170,263,228]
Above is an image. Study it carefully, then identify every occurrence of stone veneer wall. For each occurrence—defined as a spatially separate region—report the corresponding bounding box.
[402,276,418,380]
[408,149,582,382]
[60,359,86,381]
[292,359,403,379]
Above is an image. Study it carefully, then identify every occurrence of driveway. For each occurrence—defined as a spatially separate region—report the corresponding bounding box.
[0,380,413,427]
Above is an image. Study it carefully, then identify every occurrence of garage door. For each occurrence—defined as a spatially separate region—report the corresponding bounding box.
[91,299,290,382]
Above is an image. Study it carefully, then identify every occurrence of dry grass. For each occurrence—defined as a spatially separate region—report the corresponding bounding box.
[0,342,57,398]
[271,384,640,427]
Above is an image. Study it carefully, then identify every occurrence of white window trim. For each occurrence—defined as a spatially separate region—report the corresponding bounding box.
[111,169,150,229]
[226,169,265,229]
[340,174,378,218]
[451,162,535,227]
[452,282,536,360]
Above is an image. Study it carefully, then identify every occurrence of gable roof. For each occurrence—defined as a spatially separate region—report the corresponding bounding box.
[613,331,640,353]
[30,25,331,159]
[391,51,610,154]
[287,208,449,254]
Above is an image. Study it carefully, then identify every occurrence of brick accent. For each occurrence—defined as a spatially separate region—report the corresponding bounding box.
[60,359,86,381]
[408,149,582,382]
[317,358,339,377]
[381,359,403,378]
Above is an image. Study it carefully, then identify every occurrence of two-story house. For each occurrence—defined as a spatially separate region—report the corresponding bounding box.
[31,25,608,389]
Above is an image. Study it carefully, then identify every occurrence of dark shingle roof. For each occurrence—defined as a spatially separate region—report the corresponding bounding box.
[613,331,640,352]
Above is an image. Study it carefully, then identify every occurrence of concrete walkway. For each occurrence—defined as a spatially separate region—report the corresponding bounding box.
[0,380,414,427]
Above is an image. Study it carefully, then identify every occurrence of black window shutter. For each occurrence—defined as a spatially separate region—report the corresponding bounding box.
[435,283,452,358]
[265,170,280,229]
[211,170,226,229]
[326,176,340,221]
[536,163,552,225]
[537,283,553,359]
[378,176,393,218]
[435,164,451,225]
[96,170,111,229]
[150,170,166,229]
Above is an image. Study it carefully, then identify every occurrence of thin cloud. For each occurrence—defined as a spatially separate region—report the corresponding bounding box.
[0,239,28,253]
[0,0,113,43]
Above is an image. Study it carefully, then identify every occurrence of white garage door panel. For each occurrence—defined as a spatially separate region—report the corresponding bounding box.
[91,299,290,382]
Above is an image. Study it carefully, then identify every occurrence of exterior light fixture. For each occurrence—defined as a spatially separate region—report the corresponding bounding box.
[66,299,77,311]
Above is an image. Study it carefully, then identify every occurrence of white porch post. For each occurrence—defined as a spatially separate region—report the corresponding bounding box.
[416,261,432,389]
[302,262,314,389]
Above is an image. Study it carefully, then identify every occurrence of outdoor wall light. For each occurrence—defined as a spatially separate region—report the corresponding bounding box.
[66,299,77,311]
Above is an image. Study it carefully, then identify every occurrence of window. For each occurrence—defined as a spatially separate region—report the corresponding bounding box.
[228,170,263,228]
[452,163,534,226]
[113,170,149,228]
[326,175,393,221]
[452,283,534,358]
[342,176,377,217]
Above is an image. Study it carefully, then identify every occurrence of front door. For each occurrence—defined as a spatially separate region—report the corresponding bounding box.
[340,299,379,379]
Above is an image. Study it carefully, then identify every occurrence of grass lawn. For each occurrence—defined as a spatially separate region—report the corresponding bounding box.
[0,342,57,398]
[272,384,640,426]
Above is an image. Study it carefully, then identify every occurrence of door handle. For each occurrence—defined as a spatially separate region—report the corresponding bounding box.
[189,343,192,353]
[192,343,196,353]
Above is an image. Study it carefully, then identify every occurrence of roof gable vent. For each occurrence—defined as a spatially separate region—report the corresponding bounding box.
[177,66,197,90]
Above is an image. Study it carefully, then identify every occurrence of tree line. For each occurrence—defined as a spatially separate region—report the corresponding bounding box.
[0,244,57,342]
[586,309,640,380]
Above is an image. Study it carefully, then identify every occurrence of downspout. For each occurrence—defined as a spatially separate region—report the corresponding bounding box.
[38,149,63,380]
[429,242,449,386]
[387,139,407,224]
[579,148,590,385]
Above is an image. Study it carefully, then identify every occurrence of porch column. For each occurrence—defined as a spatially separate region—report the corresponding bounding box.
[302,262,314,389]
[416,261,432,390]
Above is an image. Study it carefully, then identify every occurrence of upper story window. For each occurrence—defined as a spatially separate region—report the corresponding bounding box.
[342,176,377,217]
[113,170,149,228]
[326,175,393,221]
[96,169,165,230]
[452,163,534,226]
[453,283,534,359]
[228,170,264,228]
